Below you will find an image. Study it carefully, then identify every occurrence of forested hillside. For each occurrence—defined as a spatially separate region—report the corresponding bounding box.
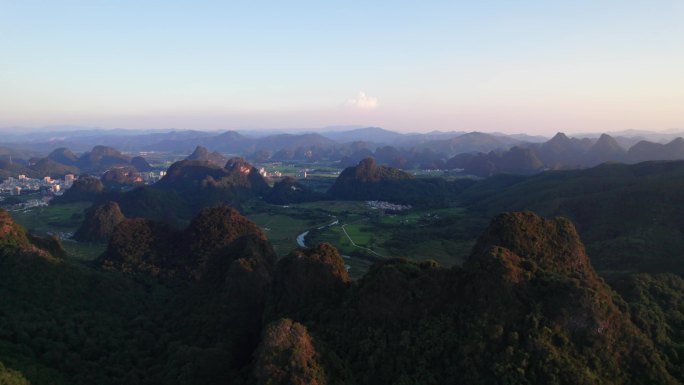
[1,206,683,384]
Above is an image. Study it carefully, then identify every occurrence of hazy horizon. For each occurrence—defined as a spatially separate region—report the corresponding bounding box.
[2,1,683,135]
[3,124,684,140]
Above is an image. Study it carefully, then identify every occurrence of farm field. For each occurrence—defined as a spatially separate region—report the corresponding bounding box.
[6,197,485,277]
[9,202,90,238]
[8,201,107,261]
[254,201,484,272]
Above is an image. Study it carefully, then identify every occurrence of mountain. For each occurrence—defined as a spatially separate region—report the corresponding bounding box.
[148,131,338,159]
[47,147,78,166]
[0,208,65,262]
[328,158,475,206]
[101,205,276,281]
[414,132,523,156]
[0,206,275,384]
[267,243,349,320]
[2,201,684,384]
[253,318,325,385]
[76,145,131,171]
[73,201,126,242]
[499,147,543,173]
[0,146,40,166]
[130,156,152,172]
[147,130,254,154]
[627,137,684,163]
[186,145,228,166]
[322,127,405,144]
[95,158,270,222]
[261,212,680,384]
[327,157,412,199]
[535,132,588,168]
[223,157,271,194]
[583,133,626,166]
[460,160,684,275]
[100,167,142,189]
[626,140,663,163]
[572,129,684,143]
[255,133,337,152]
[265,176,325,204]
[52,175,104,203]
[28,158,79,178]
[446,147,543,177]
[0,160,32,179]
[445,132,680,176]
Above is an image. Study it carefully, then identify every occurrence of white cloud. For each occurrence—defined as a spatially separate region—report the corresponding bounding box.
[346,91,378,110]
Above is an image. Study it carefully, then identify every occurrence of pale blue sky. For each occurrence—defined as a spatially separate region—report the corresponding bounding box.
[1,1,683,133]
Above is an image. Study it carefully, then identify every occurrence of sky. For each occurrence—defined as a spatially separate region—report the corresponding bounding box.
[1,1,683,134]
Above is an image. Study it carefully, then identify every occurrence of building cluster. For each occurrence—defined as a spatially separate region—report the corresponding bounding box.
[140,170,167,183]
[0,174,76,196]
[366,200,412,211]
[258,167,283,178]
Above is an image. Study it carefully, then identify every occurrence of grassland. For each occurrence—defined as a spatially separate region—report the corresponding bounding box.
[248,201,480,275]
[7,202,107,261]
[9,202,90,237]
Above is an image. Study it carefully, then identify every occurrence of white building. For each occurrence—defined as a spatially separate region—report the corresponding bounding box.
[64,174,75,187]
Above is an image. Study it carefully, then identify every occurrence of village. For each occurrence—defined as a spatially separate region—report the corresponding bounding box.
[365,200,412,211]
[0,174,75,196]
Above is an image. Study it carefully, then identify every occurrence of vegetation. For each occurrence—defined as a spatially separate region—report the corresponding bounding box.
[0,361,29,385]
[7,139,684,384]
[52,176,103,204]
[3,204,684,384]
[460,160,684,276]
[327,158,475,206]
[73,201,125,243]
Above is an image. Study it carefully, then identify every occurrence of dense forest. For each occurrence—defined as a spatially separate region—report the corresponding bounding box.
[6,149,684,384]
[1,203,683,384]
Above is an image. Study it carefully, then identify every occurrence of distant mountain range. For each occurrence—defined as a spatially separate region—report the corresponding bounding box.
[448,132,684,176]
[5,126,684,179]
